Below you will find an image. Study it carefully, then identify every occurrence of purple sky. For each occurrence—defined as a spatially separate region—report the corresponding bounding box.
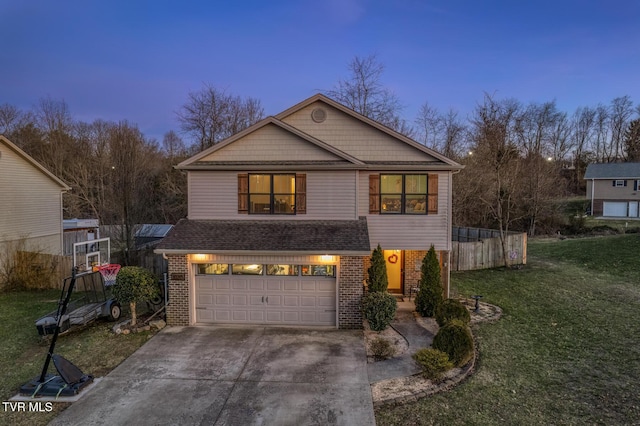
[1,0,639,143]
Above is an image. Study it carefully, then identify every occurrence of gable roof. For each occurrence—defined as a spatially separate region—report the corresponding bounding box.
[0,135,71,190]
[177,94,463,171]
[155,218,371,255]
[584,162,640,179]
[177,116,363,169]
[276,94,462,168]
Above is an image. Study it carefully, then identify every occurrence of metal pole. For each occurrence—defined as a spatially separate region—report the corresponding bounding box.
[39,267,77,383]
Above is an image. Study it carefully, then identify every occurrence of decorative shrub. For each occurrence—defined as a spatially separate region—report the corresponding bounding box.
[367,244,388,292]
[370,337,395,361]
[415,245,443,317]
[362,291,397,331]
[432,319,474,367]
[435,298,471,327]
[112,266,159,326]
[412,348,454,381]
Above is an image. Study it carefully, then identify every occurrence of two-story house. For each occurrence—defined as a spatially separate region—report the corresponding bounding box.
[585,162,640,217]
[156,94,463,329]
[0,135,70,255]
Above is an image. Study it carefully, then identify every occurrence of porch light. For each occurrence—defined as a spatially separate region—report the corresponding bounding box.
[192,254,207,261]
[320,255,334,263]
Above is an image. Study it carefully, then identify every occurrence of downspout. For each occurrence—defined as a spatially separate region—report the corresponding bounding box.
[591,179,595,216]
[354,170,359,220]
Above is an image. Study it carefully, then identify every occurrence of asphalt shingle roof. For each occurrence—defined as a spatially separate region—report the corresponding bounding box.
[584,162,640,179]
[156,218,371,253]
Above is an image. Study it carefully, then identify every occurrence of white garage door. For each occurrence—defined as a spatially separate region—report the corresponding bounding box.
[603,202,628,217]
[195,275,336,326]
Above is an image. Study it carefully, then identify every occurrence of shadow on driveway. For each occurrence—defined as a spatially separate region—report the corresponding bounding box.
[50,326,375,426]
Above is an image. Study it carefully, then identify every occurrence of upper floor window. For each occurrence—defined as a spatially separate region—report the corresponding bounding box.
[249,174,295,214]
[380,174,428,214]
[614,180,626,187]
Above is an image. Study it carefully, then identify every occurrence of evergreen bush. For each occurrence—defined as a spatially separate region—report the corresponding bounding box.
[362,291,397,331]
[412,348,454,381]
[435,298,471,327]
[415,245,443,317]
[112,266,159,326]
[367,244,388,292]
[432,319,474,367]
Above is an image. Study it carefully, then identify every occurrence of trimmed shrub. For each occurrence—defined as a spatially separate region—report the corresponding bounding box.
[412,348,454,381]
[432,319,474,367]
[367,244,388,292]
[112,266,159,326]
[370,337,395,361]
[362,291,397,331]
[415,245,443,317]
[435,298,471,327]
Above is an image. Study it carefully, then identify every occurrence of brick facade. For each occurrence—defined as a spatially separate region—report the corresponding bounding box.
[405,250,450,298]
[338,255,365,329]
[166,254,189,326]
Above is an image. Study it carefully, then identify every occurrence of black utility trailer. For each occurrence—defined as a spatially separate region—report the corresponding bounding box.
[35,270,121,336]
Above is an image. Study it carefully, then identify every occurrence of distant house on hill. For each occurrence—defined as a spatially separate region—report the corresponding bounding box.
[0,135,70,255]
[584,162,640,217]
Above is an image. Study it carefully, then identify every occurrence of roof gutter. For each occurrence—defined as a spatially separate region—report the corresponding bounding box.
[154,249,372,256]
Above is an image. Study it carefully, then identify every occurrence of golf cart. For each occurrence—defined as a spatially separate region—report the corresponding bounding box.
[35,266,121,336]
[35,237,121,336]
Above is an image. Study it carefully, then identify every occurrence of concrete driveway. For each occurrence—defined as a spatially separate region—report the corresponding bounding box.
[50,326,375,425]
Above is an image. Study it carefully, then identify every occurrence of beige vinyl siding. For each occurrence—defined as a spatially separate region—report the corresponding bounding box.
[189,170,357,220]
[0,143,64,255]
[592,179,640,200]
[359,171,451,251]
[198,123,345,162]
[281,101,438,163]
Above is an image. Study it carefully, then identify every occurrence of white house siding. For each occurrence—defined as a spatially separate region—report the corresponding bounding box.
[280,102,438,163]
[0,142,64,255]
[359,171,451,251]
[198,123,344,162]
[188,170,357,220]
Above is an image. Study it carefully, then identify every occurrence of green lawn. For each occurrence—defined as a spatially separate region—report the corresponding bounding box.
[377,234,640,425]
[0,290,156,426]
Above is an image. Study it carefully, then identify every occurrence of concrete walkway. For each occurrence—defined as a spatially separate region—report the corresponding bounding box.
[367,300,434,383]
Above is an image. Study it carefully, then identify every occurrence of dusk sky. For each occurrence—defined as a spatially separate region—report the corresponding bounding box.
[2,0,639,143]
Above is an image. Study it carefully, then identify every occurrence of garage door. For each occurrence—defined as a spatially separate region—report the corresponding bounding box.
[195,275,336,326]
[603,202,627,217]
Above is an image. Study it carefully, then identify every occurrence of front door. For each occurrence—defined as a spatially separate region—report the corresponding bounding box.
[384,250,403,293]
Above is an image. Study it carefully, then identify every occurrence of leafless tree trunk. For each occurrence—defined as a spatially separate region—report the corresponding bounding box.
[326,54,411,135]
[176,85,264,151]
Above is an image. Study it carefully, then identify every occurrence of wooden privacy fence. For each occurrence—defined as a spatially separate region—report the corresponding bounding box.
[451,226,527,271]
[10,251,73,290]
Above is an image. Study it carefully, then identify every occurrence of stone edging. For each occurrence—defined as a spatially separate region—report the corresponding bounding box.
[371,301,502,408]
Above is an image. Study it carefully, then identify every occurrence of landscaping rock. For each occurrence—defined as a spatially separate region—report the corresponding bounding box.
[122,329,130,335]
[149,319,166,330]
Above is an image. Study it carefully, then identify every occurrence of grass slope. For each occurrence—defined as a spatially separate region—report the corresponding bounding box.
[0,290,156,426]
[377,234,640,425]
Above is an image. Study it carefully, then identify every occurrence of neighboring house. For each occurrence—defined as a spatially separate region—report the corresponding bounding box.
[135,224,174,249]
[584,162,640,217]
[0,135,70,255]
[156,94,463,329]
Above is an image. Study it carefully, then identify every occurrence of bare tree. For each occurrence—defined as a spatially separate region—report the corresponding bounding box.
[176,85,264,151]
[469,95,523,266]
[326,54,410,134]
[162,130,187,158]
[570,106,596,192]
[609,96,634,161]
[415,102,442,148]
[624,118,640,161]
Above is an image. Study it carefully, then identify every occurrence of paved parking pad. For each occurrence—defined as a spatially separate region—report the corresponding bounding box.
[50,326,375,425]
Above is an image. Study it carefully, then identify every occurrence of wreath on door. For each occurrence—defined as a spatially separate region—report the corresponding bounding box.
[387,254,398,264]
